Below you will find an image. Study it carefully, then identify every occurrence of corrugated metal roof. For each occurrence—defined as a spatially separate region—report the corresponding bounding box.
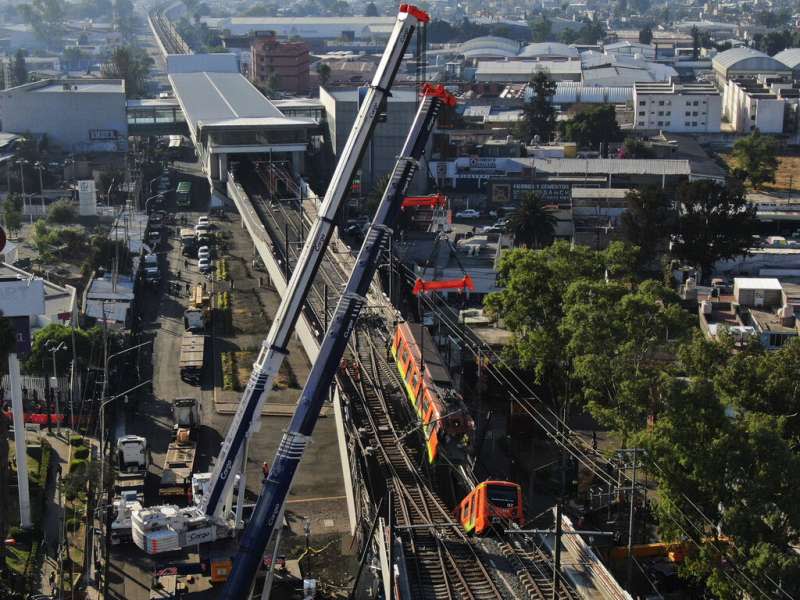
[169,71,285,130]
[476,60,581,75]
[518,42,579,58]
[459,36,520,54]
[511,157,693,176]
[713,47,788,72]
[551,82,632,103]
[774,48,800,69]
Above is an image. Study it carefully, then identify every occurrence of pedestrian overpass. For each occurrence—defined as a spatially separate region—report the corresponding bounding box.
[127,97,189,137]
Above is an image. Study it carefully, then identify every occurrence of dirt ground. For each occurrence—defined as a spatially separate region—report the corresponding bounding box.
[720,152,800,193]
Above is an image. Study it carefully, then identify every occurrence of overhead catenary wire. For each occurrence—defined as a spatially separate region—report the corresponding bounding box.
[389,258,789,599]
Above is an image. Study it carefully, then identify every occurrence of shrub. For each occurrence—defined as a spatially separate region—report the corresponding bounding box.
[46,199,77,224]
[69,434,84,447]
[68,457,87,474]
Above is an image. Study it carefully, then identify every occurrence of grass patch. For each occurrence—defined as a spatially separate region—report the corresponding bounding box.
[221,352,239,391]
[232,349,300,390]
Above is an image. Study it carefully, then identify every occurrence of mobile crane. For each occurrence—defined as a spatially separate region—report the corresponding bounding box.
[222,82,457,600]
[131,3,430,554]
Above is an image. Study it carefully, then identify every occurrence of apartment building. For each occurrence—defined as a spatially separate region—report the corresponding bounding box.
[633,81,721,133]
[250,32,310,95]
[722,76,799,133]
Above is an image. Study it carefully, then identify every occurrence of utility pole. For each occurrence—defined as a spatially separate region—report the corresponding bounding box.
[616,448,643,593]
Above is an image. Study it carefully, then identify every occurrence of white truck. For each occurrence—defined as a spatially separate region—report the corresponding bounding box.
[112,436,149,544]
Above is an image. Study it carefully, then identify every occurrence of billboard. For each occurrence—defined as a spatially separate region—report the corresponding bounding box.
[0,278,45,316]
[78,180,97,216]
[490,180,572,207]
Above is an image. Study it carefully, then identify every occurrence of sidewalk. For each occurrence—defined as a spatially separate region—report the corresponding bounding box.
[34,428,102,600]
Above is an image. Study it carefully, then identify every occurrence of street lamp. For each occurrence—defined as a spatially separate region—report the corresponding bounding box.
[44,340,67,437]
[143,191,168,214]
[34,161,46,216]
[17,159,28,207]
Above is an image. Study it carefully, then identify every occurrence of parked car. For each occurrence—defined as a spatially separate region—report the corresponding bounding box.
[197,246,211,260]
[455,209,480,219]
[197,216,210,227]
[198,257,213,273]
[481,224,506,234]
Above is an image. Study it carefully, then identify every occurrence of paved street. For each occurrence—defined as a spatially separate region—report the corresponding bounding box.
[105,162,355,599]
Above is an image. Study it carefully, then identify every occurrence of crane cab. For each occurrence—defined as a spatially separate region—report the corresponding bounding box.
[457,481,524,535]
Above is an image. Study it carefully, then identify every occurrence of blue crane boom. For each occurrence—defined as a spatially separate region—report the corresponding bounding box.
[221,83,457,598]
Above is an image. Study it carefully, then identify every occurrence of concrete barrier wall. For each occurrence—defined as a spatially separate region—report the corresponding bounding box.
[225,174,357,534]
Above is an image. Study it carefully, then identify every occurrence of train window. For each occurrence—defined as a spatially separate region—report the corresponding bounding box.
[486,485,518,509]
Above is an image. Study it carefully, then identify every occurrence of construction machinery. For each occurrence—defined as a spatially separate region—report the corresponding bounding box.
[222,82,454,597]
[131,3,431,569]
[111,435,149,544]
[159,398,201,499]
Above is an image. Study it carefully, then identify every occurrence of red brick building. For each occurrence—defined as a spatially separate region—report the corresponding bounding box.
[250,33,311,95]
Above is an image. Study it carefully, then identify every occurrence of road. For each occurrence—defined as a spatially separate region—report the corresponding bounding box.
[106,162,355,599]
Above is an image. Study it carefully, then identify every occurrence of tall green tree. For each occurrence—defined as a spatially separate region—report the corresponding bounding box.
[3,193,23,235]
[619,186,675,270]
[559,104,622,152]
[101,46,153,98]
[12,49,27,87]
[520,70,557,143]
[730,129,779,189]
[691,25,700,59]
[671,180,758,280]
[484,241,625,407]
[562,278,690,442]
[364,1,378,16]
[508,193,557,248]
[317,62,331,87]
[638,25,653,45]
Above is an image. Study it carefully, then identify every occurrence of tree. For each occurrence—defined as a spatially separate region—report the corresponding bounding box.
[691,25,700,60]
[364,1,378,16]
[638,25,653,45]
[508,193,557,248]
[559,104,623,152]
[101,46,153,98]
[317,62,331,87]
[18,0,65,45]
[114,0,136,41]
[643,372,800,599]
[520,70,557,143]
[12,49,27,87]
[484,241,610,406]
[562,278,691,442]
[620,136,652,159]
[62,46,85,66]
[529,15,552,43]
[47,198,77,223]
[730,129,779,189]
[672,180,758,280]
[265,71,281,96]
[3,194,23,236]
[619,187,675,269]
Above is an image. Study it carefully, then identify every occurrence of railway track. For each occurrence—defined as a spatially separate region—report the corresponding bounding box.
[349,334,505,600]
[243,166,582,600]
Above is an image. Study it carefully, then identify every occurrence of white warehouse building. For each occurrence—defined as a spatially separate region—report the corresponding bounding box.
[633,81,721,133]
[0,78,127,153]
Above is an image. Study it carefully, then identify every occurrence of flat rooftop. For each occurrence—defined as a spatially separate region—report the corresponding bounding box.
[34,79,124,94]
